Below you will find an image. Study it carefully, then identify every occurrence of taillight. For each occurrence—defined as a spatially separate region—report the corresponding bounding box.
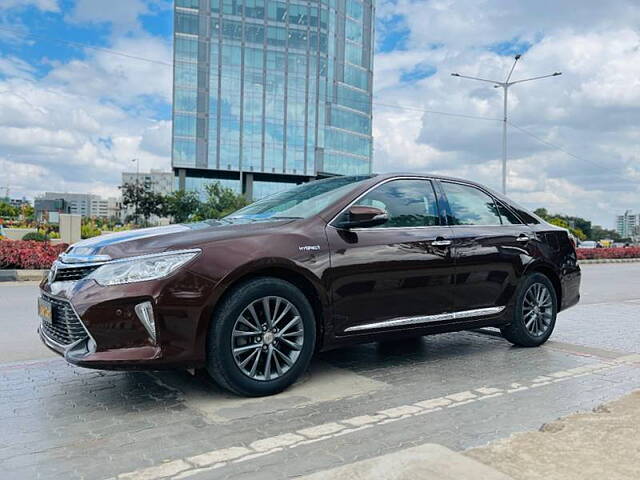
[568,233,578,255]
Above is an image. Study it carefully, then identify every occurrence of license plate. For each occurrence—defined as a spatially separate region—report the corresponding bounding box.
[38,297,53,327]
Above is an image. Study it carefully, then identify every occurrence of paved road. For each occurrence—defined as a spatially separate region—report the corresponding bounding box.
[0,264,638,479]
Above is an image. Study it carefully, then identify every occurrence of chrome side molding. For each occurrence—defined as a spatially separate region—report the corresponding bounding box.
[344,306,506,332]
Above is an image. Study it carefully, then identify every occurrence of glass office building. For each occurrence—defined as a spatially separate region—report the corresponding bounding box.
[172,0,374,199]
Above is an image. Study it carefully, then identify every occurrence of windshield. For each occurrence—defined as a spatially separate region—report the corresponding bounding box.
[226,175,374,221]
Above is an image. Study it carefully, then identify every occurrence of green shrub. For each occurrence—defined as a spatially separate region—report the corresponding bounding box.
[22,231,49,242]
[81,222,102,239]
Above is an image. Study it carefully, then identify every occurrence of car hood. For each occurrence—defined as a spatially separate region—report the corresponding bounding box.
[62,219,296,262]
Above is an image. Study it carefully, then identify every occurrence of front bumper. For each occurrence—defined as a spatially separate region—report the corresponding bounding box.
[38,324,163,370]
[37,268,218,370]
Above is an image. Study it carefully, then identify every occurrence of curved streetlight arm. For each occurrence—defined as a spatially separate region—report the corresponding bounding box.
[508,72,562,86]
[451,73,503,86]
[505,56,520,83]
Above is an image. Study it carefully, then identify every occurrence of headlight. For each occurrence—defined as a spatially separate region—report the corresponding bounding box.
[88,250,200,286]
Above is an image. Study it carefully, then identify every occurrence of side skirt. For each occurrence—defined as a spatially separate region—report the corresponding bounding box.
[344,306,506,333]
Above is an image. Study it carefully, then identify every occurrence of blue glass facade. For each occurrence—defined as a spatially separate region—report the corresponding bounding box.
[172,0,374,199]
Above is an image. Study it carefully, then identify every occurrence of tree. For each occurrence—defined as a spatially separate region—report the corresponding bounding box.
[163,190,201,223]
[120,182,164,225]
[0,202,18,218]
[591,225,622,242]
[535,207,619,242]
[196,182,249,220]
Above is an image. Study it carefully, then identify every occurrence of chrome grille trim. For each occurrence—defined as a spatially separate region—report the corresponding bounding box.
[51,264,101,282]
[344,306,506,332]
[40,293,91,347]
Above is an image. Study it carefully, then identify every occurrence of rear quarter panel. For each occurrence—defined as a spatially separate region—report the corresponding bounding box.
[527,224,581,311]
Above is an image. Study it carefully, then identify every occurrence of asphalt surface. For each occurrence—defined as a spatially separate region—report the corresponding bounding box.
[0,263,639,479]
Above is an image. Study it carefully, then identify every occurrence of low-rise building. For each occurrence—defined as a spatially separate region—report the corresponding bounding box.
[0,197,31,209]
[37,193,120,220]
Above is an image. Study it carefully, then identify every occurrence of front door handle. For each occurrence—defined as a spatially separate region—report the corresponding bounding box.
[432,238,452,247]
[516,234,530,242]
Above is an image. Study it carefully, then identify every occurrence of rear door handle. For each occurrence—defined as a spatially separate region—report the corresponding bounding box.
[516,234,530,242]
[432,238,452,247]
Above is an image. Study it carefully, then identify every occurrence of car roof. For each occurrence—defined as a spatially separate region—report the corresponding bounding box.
[375,172,492,190]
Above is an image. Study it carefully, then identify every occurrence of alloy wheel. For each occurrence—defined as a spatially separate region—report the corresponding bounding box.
[522,282,553,336]
[231,296,304,381]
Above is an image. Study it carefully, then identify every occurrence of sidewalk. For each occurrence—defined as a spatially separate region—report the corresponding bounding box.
[301,390,640,480]
[466,390,640,480]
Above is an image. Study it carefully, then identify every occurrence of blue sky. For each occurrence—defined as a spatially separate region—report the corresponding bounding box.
[0,0,638,228]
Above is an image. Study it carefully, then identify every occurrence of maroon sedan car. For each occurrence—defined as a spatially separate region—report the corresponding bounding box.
[38,174,580,396]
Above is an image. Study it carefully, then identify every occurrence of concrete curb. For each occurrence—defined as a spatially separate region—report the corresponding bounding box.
[579,258,640,264]
[297,444,513,480]
[0,269,47,282]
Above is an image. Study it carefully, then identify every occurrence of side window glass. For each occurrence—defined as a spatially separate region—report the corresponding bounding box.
[512,207,540,225]
[496,202,523,225]
[441,182,502,226]
[355,179,440,228]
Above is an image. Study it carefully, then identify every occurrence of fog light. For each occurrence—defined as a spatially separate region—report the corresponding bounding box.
[134,301,156,344]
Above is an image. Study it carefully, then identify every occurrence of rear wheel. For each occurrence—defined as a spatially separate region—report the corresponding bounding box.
[501,273,557,347]
[206,277,316,397]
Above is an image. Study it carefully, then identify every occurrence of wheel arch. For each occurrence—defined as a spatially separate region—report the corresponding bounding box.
[201,260,328,357]
[524,262,562,309]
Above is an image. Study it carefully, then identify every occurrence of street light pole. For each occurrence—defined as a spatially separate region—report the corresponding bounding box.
[451,55,562,195]
[502,84,508,195]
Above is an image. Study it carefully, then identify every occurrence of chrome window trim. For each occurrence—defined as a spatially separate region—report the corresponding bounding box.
[345,225,452,233]
[328,175,441,230]
[344,306,506,332]
[338,224,528,233]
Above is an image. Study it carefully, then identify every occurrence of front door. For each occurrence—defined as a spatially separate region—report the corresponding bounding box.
[326,178,456,335]
[438,180,534,313]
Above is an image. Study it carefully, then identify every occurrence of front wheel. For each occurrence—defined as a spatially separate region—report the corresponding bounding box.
[501,273,557,347]
[206,277,316,397]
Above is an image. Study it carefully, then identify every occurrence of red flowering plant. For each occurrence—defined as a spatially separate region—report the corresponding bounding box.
[577,247,640,260]
[0,240,68,270]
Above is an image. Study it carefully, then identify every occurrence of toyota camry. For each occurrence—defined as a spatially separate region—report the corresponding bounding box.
[38,174,581,396]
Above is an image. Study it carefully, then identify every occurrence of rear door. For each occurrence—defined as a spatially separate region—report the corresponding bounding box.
[326,178,456,335]
[438,180,534,313]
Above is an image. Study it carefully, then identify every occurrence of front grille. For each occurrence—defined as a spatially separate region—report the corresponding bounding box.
[41,294,89,346]
[52,265,100,282]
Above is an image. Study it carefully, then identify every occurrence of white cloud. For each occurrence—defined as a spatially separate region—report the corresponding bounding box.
[373,1,640,228]
[0,55,36,79]
[0,0,59,12]
[0,1,172,202]
[67,0,170,34]
[47,34,172,104]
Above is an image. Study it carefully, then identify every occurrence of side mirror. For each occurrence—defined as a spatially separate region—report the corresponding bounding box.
[336,205,388,229]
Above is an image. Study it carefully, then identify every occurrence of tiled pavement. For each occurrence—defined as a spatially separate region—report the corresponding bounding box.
[1,264,639,479]
[2,302,640,480]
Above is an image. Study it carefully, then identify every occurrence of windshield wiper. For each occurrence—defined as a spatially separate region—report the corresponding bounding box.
[270,216,303,220]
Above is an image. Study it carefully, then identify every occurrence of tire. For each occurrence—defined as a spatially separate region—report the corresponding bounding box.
[500,273,557,347]
[206,277,316,397]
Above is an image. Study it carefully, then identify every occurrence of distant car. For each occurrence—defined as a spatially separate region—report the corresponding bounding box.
[38,174,581,397]
[578,241,599,249]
